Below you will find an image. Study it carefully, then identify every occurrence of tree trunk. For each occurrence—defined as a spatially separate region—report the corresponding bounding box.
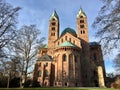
[7,72,10,88]
[23,60,29,87]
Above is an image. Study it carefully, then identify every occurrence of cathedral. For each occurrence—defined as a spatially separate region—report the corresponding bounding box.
[33,8,106,87]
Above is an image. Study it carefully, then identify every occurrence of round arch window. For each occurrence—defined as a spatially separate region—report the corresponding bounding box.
[63,54,66,61]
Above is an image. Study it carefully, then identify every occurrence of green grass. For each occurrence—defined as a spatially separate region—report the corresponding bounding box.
[0,87,119,90]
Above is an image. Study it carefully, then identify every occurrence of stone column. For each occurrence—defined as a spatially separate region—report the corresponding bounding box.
[98,66,105,87]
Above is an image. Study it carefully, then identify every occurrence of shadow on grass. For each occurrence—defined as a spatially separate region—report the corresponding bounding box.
[0,89,89,90]
[0,87,118,90]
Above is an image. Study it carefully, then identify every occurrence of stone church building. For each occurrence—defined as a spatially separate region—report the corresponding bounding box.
[33,8,106,87]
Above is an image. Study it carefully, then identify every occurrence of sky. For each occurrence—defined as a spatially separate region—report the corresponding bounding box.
[5,0,116,74]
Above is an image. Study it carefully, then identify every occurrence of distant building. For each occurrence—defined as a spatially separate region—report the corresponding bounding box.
[33,8,106,87]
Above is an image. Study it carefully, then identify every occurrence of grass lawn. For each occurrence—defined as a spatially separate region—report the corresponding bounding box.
[0,87,119,90]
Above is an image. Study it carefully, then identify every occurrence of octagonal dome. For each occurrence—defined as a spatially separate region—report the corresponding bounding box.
[60,27,77,37]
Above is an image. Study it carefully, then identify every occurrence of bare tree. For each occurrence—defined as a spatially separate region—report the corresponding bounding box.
[9,25,45,87]
[114,51,120,73]
[0,0,20,49]
[0,48,8,76]
[92,0,120,54]
[4,57,21,88]
[0,0,20,72]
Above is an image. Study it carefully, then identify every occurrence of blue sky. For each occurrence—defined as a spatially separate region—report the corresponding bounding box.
[5,0,116,74]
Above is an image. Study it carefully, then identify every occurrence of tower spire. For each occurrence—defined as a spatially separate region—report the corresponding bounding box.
[77,7,86,18]
[50,10,59,20]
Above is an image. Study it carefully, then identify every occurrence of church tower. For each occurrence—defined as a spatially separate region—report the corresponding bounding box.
[48,10,59,55]
[76,8,91,86]
[76,7,89,42]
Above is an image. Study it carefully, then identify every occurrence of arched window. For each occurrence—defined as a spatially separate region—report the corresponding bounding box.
[80,20,84,23]
[65,48,66,51]
[80,25,84,28]
[38,70,41,77]
[45,70,48,77]
[69,54,74,79]
[52,18,55,21]
[63,54,66,61]
[80,16,83,18]
[52,27,55,31]
[65,82,67,86]
[69,38,71,42]
[65,36,67,40]
[54,82,57,86]
[51,32,55,36]
[81,31,82,34]
[51,22,56,25]
[45,62,48,67]
[75,56,77,63]
[44,82,47,86]
[73,40,75,44]
[83,30,85,34]
[61,38,63,42]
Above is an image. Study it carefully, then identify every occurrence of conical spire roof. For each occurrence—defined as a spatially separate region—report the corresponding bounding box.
[50,10,59,20]
[77,7,86,18]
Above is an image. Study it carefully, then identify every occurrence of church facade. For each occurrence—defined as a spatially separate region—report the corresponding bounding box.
[33,8,106,87]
